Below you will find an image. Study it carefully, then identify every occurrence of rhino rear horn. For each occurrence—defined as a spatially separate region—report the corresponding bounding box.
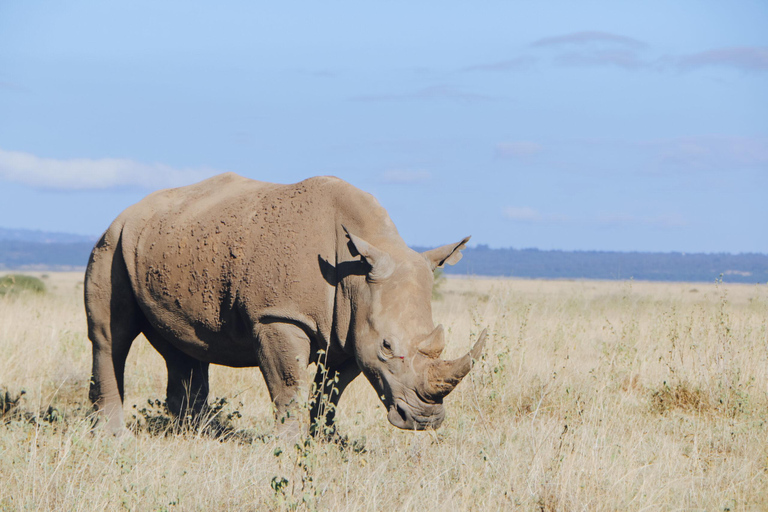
[342,225,395,281]
[417,324,447,358]
[423,329,487,400]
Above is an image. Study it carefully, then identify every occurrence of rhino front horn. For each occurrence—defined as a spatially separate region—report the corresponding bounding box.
[424,329,487,400]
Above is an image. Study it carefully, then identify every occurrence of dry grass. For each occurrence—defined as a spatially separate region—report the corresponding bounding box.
[1,272,766,510]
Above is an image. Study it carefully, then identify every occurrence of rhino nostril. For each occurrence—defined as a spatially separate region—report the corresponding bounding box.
[396,403,409,424]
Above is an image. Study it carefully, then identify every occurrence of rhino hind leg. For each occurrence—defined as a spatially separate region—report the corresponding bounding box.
[142,327,210,423]
[85,233,141,436]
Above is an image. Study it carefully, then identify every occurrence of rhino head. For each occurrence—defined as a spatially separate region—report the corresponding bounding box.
[343,227,487,430]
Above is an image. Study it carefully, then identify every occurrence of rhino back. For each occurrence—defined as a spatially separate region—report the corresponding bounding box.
[118,173,396,365]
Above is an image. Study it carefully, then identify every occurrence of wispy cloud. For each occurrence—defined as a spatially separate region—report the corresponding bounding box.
[521,31,652,71]
[554,49,648,69]
[531,31,645,49]
[0,81,28,92]
[504,206,687,228]
[461,31,646,73]
[652,136,768,171]
[596,213,688,228]
[504,207,544,222]
[503,207,568,223]
[294,67,342,78]
[676,47,768,72]
[351,85,495,103]
[0,148,220,190]
[379,169,431,184]
[462,56,536,73]
[462,32,766,75]
[496,141,543,158]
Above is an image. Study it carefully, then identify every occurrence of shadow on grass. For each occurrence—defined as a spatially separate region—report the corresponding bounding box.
[129,397,266,445]
[3,386,367,454]
[1,387,263,444]
[129,397,367,453]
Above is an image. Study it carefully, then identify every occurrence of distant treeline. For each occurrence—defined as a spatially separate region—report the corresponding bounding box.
[1,240,767,283]
[420,245,768,284]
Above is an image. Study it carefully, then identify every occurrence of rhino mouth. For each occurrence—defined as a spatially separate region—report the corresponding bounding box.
[387,399,444,430]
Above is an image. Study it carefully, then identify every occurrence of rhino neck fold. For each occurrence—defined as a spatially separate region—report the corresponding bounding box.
[331,225,362,357]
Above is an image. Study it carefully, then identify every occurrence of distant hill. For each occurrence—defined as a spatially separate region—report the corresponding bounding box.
[418,245,768,284]
[0,240,94,270]
[0,227,96,270]
[0,227,98,244]
[1,228,766,283]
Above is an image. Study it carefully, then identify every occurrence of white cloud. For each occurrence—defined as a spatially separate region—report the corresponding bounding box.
[496,141,543,158]
[504,206,543,221]
[379,169,431,184]
[0,148,220,190]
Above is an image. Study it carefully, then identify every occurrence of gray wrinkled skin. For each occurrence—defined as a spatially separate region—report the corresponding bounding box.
[85,173,486,438]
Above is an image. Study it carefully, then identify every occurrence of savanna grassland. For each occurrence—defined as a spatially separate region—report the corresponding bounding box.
[1,272,767,510]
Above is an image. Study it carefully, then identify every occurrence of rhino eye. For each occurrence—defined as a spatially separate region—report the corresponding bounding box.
[379,339,396,362]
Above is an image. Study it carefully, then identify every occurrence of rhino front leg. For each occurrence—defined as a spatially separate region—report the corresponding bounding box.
[256,322,312,440]
[309,359,360,439]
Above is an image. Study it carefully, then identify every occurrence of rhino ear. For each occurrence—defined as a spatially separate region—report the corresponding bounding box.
[422,236,471,271]
[342,225,395,281]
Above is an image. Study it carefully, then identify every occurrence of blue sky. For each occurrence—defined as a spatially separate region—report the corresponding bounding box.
[1,1,766,253]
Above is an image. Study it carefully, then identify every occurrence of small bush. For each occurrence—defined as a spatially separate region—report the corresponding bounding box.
[0,274,46,295]
[432,269,446,300]
[1,388,25,421]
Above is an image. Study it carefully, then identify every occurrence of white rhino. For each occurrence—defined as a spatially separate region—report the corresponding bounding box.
[85,173,486,437]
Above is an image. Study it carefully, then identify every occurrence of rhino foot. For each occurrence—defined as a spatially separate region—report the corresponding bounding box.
[275,418,303,443]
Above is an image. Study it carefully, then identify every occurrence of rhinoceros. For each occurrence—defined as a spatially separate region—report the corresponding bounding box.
[85,173,486,437]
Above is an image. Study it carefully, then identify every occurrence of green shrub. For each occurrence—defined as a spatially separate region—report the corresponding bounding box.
[432,268,446,300]
[0,274,47,295]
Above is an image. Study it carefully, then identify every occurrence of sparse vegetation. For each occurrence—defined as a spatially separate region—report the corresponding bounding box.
[0,273,766,510]
[0,273,46,295]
